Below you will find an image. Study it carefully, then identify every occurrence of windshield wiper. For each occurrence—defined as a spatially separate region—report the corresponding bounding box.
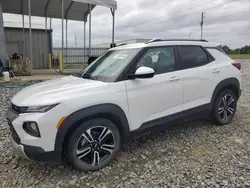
[72,72,81,77]
[82,73,98,80]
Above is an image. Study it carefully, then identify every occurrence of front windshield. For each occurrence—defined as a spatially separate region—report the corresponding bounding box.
[79,48,141,82]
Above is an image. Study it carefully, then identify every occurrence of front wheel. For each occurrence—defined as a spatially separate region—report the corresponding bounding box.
[67,118,121,171]
[211,89,237,125]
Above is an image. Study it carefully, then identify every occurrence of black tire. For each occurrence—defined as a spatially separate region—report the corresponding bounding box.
[67,118,121,171]
[211,89,237,125]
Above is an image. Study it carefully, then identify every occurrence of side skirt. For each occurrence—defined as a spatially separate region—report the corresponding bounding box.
[131,103,212,138]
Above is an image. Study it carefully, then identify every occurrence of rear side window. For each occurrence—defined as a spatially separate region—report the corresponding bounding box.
[207,48,233,62]
[178,46,209,69]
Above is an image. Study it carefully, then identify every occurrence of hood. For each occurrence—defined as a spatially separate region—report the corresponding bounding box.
[11,76,110,106]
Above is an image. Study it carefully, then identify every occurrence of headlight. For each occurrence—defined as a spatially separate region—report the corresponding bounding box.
[18,104,58,113]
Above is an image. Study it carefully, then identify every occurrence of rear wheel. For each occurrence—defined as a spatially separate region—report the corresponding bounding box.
[67,118,121,171]
[211,89,237,125]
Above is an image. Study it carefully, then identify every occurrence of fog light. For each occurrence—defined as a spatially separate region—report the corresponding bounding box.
[23,122,40,137]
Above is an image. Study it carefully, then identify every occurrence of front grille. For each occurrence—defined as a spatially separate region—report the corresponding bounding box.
[8,121,21,144]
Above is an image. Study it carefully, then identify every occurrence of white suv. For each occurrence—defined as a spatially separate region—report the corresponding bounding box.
[7,39,242,171]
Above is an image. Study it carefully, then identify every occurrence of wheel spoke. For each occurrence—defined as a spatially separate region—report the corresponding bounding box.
[82,129,94,143]
[101,144,115,154]
[76,147,91,159]
[227,107,235,115]
[222,96,227,106]
[223,110,228,120]
[91,151,100,166]
[218,107,224,114]
[98,128,112,141]
[79,138,88,146]
[227,97,234,106]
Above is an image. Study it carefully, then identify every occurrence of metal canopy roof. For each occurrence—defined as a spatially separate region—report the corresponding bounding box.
[0,0,117,72]
[0,0,117,21]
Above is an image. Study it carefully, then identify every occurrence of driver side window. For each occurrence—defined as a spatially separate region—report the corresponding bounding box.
[137,47,176,75]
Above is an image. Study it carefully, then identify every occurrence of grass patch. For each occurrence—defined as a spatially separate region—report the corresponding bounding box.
[228,54,250,59]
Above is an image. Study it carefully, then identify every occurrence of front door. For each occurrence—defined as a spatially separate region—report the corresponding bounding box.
[125,46,183,131]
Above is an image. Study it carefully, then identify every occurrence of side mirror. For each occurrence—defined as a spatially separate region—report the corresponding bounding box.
[134,66,155,79]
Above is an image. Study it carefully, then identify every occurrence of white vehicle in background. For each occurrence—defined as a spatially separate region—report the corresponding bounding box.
[7,39,241,171]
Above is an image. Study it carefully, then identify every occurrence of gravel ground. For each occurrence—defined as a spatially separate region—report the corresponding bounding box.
[1,60,250,188]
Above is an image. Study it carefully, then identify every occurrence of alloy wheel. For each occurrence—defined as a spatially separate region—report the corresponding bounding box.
[218,94,235,121]
[75,126,115,166]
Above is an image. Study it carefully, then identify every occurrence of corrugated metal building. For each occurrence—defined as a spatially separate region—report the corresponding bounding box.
[4,24,52,69]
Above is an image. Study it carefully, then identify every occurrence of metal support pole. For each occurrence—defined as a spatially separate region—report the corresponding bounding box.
[66,19,68,64]
[88,4,91,57]
[111,9,115,47]
[238,48,241,59]
[45,17,48,47]
[49,17,53,66]
[75,34,77,47]
[200,12,205,40]
[21,0,25,57]
[28,0,32,64]
[22,13,25,57]
[45,17,49,68]
[84,21,86,63]
[61,0,64,72]
[45,17,48,36]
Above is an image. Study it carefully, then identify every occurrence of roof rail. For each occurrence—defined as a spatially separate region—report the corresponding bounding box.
[146,39,208,44]
[147,38,162,43]
[116,43,127,47]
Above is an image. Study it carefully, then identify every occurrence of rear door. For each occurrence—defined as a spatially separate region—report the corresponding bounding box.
[177,45,218,111]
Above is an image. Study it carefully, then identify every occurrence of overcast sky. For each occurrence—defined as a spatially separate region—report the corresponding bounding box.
[3,0,250,49]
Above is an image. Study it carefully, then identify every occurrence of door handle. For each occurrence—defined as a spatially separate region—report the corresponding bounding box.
[212,69,220,73]
[169,76,180,82]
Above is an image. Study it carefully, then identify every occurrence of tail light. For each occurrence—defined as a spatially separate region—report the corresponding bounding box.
[232,62,241,70]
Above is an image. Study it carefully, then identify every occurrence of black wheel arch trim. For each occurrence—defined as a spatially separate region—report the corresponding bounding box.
[54,103,130,157]
[211,78,241,104]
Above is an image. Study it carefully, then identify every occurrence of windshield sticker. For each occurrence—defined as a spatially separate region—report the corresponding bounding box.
[113,54,128,59]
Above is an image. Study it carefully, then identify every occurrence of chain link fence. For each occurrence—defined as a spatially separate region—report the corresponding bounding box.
[53,47,109,64]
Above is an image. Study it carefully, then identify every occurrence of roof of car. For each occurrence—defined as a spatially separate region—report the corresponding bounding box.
[111,39,221,50]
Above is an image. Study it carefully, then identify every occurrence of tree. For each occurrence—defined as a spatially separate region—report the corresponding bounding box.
[222,45,250,54]
[222,45,232,54]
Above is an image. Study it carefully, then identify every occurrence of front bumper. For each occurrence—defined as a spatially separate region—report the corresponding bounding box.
[10,132,62,164]
[7,109,62,164]
[10,134,29,160]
